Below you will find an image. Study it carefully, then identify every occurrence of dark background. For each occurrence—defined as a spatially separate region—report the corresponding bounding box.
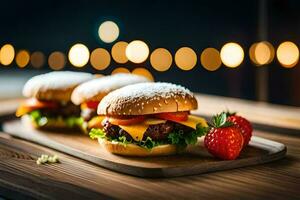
[0,0,299,106]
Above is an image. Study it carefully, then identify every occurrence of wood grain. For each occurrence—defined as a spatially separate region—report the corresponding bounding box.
[0,131,299,200]
[3,119,286,178]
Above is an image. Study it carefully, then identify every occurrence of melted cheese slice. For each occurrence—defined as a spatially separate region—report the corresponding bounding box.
[119,123,149,141]
[88,116,106,129]
[177,115,208,129]
[16,105,34,117]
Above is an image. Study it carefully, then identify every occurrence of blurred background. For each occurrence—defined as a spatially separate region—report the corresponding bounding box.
[0,0,299,106]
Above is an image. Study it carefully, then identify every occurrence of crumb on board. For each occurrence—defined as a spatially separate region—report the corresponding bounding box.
[36,154,59,165]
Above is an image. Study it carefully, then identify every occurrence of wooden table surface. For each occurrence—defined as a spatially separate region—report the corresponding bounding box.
[0,96,300,200]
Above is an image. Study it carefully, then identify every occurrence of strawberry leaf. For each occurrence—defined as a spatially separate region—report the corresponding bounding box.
[212,112,233,128]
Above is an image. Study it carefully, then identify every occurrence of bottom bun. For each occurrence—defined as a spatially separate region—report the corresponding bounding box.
[21,115,81,132]
[98,138,178,157]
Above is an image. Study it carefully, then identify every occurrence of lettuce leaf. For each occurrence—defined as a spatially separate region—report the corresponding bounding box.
[168,124,208,148]
[89,128,106,139]
[66,117,84,128]
[28,110,84,128]
[139,136,163,150]
[89,128,162,150]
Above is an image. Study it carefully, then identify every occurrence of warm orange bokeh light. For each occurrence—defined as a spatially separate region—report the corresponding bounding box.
[175,47,197,70]
[30,51,45,68]
[150,48,172,72]
[48,51,66,70]
[132,68,154,81]
[250,41,274,66]
[111,41,128,64]
[276,41,299,68]
[111,67,130,75]
[255,42,272,65]
[90,48,111,70]
[200,48,222,71]
[249,43,258,65]
[16,50,30,68]
[0,44,15,66]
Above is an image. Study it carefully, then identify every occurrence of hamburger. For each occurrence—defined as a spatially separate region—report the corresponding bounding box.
[71,73,150,133]
[16,71,93,130]
[89,82,208,156]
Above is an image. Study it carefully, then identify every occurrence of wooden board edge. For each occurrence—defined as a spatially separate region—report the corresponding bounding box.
[2,120,287,178]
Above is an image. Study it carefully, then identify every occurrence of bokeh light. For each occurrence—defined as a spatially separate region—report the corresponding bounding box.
[48,51,66,70]
[16,50,30,68]
[68,43,90,67]
[111,41,128,64]
[276,41,299,68]
[175,47,197,70]
[90,48,111,70]
[200,48,222,71]
[30,51,45,68]
[249,43,258,65]
[126,40,149,63]
[98,21,119,43]
[0,44,15,66]
[132,68,154,81]
[220,42,244,68]
[250,41,274,66]
[111,67,130,75]
[150,48,172,71]
[255,42,274,65]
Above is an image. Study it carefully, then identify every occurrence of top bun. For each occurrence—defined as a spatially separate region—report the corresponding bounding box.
[71,73,150,105]
[98,82,197,115]
[23,71,93,102]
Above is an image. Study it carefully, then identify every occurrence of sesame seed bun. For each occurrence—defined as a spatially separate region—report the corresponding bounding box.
[98,138,178,156]
[23,71,93,102]
[97,82,198,115]
[71,73,150,105]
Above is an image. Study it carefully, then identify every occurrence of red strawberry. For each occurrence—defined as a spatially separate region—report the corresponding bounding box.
[227,113,253,147]
[204,112,244,160]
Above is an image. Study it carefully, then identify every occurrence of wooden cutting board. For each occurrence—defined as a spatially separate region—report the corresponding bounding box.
[2,119,286,178]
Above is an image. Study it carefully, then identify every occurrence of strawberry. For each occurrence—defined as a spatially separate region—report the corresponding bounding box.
[204,112,244,160]
[227,112,253,147]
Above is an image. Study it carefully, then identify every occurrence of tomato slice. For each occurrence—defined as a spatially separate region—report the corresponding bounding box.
[155,112,189,122]
[16,98,58,117]
[85,101,99,109]
[108,116,145,126]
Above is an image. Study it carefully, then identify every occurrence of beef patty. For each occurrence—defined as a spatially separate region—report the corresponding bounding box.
[103,120,194,141]
[40,102,81,117]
